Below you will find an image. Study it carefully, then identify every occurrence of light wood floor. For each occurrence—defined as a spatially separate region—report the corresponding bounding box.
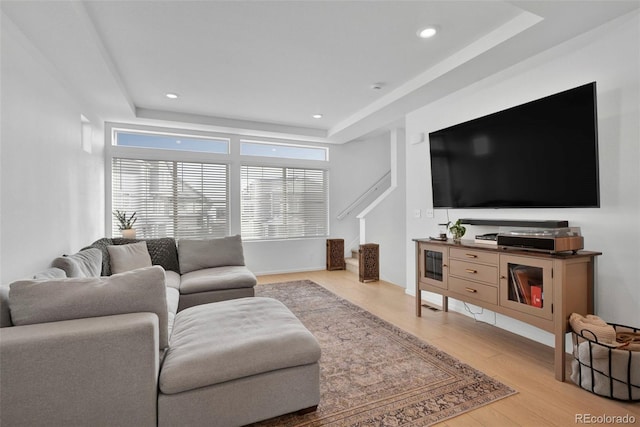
[257,269,640,427]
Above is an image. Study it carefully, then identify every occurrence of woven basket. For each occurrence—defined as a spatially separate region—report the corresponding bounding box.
[570,322,640,401]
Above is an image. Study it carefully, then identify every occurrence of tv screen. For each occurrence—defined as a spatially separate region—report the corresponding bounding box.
[429,82,600,208]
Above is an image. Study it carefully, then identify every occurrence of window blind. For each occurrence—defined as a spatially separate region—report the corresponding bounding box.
[112,158,229,239]
[241,165,328,240]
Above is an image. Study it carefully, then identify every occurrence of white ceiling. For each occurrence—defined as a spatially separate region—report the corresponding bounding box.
[2,1,638,143]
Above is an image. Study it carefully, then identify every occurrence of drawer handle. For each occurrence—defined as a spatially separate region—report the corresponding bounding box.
[465,253,478,258]
[465,287,478,293]
[465,269,478,274]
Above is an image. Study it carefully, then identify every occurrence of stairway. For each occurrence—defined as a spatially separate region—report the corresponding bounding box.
[344,249,359,274]
[344,244,379,282]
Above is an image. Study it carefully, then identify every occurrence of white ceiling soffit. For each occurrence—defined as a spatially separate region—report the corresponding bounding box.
[2,1,638,143]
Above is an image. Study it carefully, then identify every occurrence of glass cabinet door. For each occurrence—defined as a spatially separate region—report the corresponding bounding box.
[419,243,448,290]
[500,255,553,320]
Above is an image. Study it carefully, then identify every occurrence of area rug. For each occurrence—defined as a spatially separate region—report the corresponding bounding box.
[252,280,516,426]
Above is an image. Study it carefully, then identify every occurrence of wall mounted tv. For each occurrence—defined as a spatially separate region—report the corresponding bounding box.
[429,82,600,208]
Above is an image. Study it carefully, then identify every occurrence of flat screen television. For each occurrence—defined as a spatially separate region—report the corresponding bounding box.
[428,82,600,208]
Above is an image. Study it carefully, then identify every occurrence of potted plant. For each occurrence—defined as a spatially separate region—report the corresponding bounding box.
[448,219,466,242]
[113,210,138,239]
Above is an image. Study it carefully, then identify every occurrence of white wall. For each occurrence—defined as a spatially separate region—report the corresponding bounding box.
[361,129,407,286]
[405,11,640,343]
[0,9,395,283]
[330,133,392,248]
[0,13,105,285]
[244,132,393,275]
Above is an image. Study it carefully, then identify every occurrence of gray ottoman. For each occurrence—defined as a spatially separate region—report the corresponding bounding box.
[158,297,321,427]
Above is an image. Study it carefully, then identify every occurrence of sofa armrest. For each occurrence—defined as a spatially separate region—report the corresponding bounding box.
[0,313,160,427]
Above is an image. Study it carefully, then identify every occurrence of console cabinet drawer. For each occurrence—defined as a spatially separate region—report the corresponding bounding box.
[449,259,498,285]
[449,247,498,265]
[449,277,498,305]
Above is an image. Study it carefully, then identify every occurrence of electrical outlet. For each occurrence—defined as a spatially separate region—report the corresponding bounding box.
[425,209,434,218]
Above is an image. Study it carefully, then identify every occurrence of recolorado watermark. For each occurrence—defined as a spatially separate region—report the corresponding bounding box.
[576,414,636,424]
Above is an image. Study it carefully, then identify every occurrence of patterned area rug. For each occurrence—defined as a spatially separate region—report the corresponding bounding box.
[252,280,516,427]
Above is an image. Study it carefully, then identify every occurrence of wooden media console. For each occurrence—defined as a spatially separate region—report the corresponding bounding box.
[413,238,601,381]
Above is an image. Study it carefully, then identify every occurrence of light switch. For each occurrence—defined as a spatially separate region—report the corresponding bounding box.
[413,209,422,218]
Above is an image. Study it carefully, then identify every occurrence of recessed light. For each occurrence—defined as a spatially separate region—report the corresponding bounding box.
[418,27,437,39]
[312,114,323,119]
[166,93,179,99]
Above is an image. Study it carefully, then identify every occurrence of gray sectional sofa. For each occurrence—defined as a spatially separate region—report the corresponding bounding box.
[0,235,321,427]
[85,235,258,310]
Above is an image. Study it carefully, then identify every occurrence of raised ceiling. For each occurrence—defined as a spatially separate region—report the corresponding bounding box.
[2,1,638,143]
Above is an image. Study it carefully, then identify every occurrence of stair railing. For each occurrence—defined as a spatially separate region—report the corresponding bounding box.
[336,171,391,220]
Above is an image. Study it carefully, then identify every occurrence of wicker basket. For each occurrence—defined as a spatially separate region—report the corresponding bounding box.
[570,322,640,401]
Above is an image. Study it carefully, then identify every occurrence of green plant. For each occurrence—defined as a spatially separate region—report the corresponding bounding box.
[448,219,466,240]
[113,210,137,230]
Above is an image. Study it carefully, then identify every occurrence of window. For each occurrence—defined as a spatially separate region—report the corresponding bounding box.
[241,165,328,240]
[112,158,229,239]
[240,139,328,161]
[115,130,229,154]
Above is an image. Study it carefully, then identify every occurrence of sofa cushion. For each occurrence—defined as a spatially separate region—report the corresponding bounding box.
[51,248,102,278]
[113,237,180,273]
[9,266,170,349]
[0,286,11,328]
[178,235,245,274]
[179,266,257,295]
[108,241,152,274]
[166,287,180,339]
[159,297,321,394]
[32,267,67,280]
[164,270,181,290]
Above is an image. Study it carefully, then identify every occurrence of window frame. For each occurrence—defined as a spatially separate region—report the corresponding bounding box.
[111,157,230,239]
[113,128,230,155]
[105,122,331,241]
[240,139,328,161]
[240,163,330,241]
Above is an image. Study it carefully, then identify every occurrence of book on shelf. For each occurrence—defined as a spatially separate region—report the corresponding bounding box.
[508,265,543,307]
[509,267,522,303]
[513,267,532,305]
[531,285,543,308]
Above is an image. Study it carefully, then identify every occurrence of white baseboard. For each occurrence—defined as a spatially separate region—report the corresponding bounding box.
[405,288,571,351]
[254,266,326,276]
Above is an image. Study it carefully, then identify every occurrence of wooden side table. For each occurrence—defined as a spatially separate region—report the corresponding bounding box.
[326,239,345,271]
[359,243,379,282]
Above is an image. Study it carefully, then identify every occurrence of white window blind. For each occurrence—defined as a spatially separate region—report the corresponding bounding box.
[112,158,229,239]
[241,165,328,240]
